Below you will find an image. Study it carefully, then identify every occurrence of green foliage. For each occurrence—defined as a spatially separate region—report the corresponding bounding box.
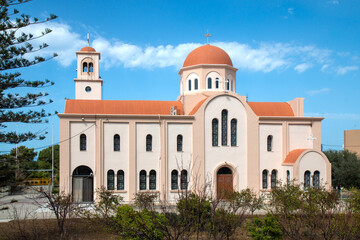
[248,214,283,240]
[133,192,158,210]
[324,150,360,189]
[35,144,59,182]
[113,205,166,240]
[0,0,57,144]
[176,193,211,231]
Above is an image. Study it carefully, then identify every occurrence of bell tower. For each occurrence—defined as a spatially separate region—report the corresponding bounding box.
[74,46,102,100]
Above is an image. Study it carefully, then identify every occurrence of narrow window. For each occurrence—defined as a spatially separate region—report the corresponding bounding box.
[89,62,94,72]
[194,79,198,90]
[304,171,311,188]
[231,119,237,146]
[149,170,156,190]
[82,62,88,72]
[188,79,191,91]
[267,135,273,152]
[215,78,219,89]
[177,134,183,151]
[140,170,147,190]
[212,118,218,146]
[114,134,120,151]
[107,170,114,190]
[226,79,230,90]
[146,134,152,151]
[286,170,290,184]
[208,77,212,89]
[221,110,228,146]
[231,80,234,91]
[171,170,178,190]
[117,170,124,190]
[262,170,268,189]
[313,171,320,188]
[271,169,277,189]
[181,170,188,190]
[80,134,86,151]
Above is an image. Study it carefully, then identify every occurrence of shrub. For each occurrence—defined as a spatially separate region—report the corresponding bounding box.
[248,214,283,240]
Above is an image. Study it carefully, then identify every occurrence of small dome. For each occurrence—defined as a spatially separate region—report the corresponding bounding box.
[183,45,233,67]
[80,46,96,52]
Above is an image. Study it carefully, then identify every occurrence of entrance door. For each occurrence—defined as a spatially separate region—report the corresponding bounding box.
[72,166,93,202]
[217,167,233,199]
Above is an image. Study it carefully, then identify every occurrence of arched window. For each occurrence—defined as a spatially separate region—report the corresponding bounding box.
[146,134,152,151]
[304,171,311,188]
[287,170,290,184]
[171,170,178,190]
[89,62,93,72]
[262,170,268,189]
[114,134,120,151]
[231,80,234,91]
[80,134,86,151]
[313,171,320,188]
[271,169,277,189]
[188,79,191,91]
[231,119,237,146]
[212,118,218,146]
[226,79,230,90]
[181,170,188,190]
[107,170,114,190]
[208,77,212,89]
[82,62,88,72]
[215,78,219,89]
[267,135,273,152]
[177,134,183,151]
[140,170,146,190]
[149,170,156,190]
[194,79,198,90]
[117,170,124,190]
[221,110,228,146]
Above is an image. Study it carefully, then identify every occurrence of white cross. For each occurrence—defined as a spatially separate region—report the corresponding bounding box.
[308,133,317,148]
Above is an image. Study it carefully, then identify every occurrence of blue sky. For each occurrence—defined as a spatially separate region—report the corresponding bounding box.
[2,0,360,154]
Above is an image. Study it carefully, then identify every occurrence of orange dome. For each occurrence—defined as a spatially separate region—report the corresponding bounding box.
[80,46,96,52]
[183,45,233,67]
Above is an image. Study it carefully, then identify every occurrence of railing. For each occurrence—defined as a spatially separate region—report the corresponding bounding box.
[24,178,52,186]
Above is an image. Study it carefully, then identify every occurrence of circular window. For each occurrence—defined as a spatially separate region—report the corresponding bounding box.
[85,86,91,92]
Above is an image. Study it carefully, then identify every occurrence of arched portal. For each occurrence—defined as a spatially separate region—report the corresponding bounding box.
[217,167,233,199]
[72,165,93,202]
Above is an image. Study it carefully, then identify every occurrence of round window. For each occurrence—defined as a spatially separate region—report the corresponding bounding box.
[85,86,91,92]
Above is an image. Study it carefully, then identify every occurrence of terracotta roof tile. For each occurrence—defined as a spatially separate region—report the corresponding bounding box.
[64,100,183,115]
[283,149,308,164]
[189,98,208,115]
[183,45,233,67]
[248,102,294,116]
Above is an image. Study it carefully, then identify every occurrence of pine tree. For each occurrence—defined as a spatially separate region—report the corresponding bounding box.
[0,0,57,144]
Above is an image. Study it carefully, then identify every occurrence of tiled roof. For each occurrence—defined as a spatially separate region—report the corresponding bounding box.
[189,98,208,115]
[64,100,183,115]
[183,45,233,67]
[248,102,294,116]
[283,149,308,164]
[80,46,96,52]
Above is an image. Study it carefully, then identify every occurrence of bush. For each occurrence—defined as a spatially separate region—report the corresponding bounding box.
[248,214,283,240]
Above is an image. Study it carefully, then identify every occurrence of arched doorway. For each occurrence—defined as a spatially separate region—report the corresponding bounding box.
[217,167,233,199]
[72,166,93,202]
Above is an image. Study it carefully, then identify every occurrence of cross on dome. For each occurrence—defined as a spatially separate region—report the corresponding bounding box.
[203,30,212,45]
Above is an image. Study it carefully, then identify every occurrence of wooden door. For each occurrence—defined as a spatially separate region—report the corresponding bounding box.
[217,174,233,199]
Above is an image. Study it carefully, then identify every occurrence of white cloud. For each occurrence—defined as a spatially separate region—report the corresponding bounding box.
[306,88,331,96]
[337,66,358,75]
[321,64,330,72]
[294,63,313,73]
[288,8,294,15]
[329,0,339,4]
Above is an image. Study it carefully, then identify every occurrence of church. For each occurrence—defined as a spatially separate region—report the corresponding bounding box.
[58,43,332,202]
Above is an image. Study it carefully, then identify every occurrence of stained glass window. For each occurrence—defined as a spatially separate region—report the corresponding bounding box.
[262,170,268,189]
[117,170,124,190]
[114,134,120,151]
[212,119,218,146]
[149,170,156,190]
[222,110,228,146]
[181,170,188,190]
[146,134,152,151]
[140,170,146,190]
[171,170,178,190]
[271,169,277,189]
[107,170,114,190]
[231,119,237,146]
[80,134,86,151]
[304,171,311,188]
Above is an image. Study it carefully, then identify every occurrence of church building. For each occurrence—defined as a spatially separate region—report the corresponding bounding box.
[59,44,331,202]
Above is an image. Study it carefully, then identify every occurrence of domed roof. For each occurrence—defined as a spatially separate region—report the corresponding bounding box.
[183,45,233,67]
[80,46,96,52]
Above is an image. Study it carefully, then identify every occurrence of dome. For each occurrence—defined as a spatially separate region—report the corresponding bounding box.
[183,45,233,67]
[80,46,96,52]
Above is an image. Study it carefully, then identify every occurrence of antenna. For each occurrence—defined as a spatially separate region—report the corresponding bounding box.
[87,33,90,46]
